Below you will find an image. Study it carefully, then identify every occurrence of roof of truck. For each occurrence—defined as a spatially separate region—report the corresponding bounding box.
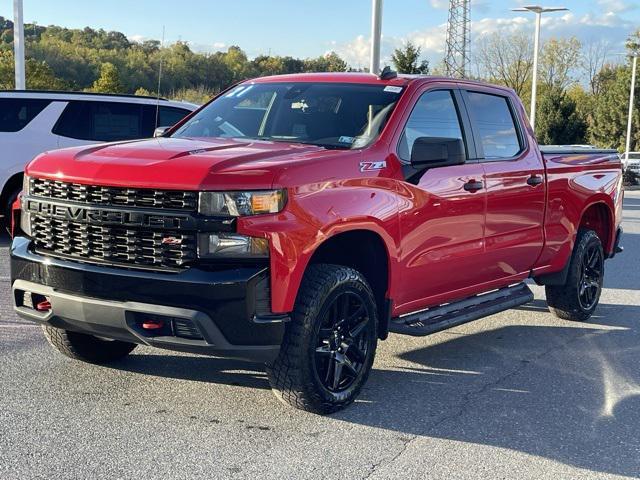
[248,72,516,94]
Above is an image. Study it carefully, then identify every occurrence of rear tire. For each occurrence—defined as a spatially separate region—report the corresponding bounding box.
[42,325,137,364]
[545,229,604,322]
[266,264,378,414]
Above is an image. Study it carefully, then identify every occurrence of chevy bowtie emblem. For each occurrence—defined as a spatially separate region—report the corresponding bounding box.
[162,236,183,246]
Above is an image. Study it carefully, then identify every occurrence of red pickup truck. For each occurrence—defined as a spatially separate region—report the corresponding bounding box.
[11,72,623,414]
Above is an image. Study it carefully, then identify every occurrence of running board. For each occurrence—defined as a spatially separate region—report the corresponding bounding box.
[389,283,534,337]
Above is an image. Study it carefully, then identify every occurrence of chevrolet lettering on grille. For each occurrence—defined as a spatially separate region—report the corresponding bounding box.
[26,199,192,230]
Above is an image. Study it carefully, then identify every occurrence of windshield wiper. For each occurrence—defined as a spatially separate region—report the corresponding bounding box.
[247,137,351,150]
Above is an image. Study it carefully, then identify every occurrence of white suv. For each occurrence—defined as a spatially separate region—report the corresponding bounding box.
[623,152,640,179]
[0,90,198,226]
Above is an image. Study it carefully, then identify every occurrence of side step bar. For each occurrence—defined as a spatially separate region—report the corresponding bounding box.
[389,283,534,337]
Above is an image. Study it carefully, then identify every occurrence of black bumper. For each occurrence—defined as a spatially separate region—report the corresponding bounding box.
[10,237,286,362]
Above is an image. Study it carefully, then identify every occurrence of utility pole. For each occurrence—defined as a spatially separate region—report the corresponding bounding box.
[369,0,383,75]
[13,0,26,90]
[444,0,471,78]
[625,54,638,163]
[512,5,568,131]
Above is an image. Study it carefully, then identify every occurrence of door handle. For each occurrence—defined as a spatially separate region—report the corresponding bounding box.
[463,180,484,192]
[527,175,544,186]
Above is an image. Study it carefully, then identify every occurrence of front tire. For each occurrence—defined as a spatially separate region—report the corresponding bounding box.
[266,264,378,414]
[43,325,137,364]
[545,229,604,322]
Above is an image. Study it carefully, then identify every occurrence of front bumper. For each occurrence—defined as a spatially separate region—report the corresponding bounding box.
[10,237,286,362]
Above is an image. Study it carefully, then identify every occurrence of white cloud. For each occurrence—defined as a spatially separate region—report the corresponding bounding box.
[333,6,637,70]
[596,0,639,14]
[429,0,448,8]
[128,34,147,43]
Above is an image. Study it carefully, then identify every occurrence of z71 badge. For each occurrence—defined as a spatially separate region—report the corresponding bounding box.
[359,161,386,172]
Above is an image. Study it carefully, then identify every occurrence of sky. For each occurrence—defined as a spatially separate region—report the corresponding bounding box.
[1,0,639,67]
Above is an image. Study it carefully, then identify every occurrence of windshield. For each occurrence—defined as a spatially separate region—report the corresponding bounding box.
[172,82,403,149]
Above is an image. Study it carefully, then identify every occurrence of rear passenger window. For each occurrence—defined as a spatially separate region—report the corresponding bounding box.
[466,92,522,160]
[157,106,191,128]
[54,101,148,142]
[0,98,51,132]
[398,90,465,162]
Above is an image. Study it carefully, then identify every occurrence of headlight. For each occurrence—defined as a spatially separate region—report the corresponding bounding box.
[198,233,269,258]
[199,190,286,217]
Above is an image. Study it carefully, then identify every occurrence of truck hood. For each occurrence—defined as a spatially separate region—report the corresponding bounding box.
[26,137,333,190]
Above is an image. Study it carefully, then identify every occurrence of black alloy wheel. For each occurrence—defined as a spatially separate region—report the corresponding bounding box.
[546,229,605,322]
[578,242,604,310]
[314,291,371,393]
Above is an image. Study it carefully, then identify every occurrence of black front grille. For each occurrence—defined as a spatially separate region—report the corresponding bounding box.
[31,215,197,269]
[30,178,198,212]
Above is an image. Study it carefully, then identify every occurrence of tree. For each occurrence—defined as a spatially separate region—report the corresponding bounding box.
[539,37,581,90]
[91,62,124,93]
[475,31,532,99]
[391,41,429,74]
[589,64,640,151]
[627,29,640,55]
[304,52,347,72]
[0,51,67,90]
[581,39,611,94]
[535,85,587,145]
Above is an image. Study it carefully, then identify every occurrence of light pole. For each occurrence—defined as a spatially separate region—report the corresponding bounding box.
[370,0,383,74]
[625,54,638,164]
[13,0,25,90]
[512,5,568,131]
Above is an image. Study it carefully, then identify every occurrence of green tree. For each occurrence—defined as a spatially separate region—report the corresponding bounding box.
[304,52,347,72]
[539,37,582,89]
[627,29,640,55]
[91,62,124,93]
[391,41,429,74]
[0,50,67,90]
[589,64,639,151]
[536,86,587,145]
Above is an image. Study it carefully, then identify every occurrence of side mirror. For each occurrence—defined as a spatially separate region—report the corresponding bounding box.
[411,137,465,168]
[154,126,171,138]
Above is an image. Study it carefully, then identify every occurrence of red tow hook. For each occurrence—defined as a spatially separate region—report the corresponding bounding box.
[142,319,165,330]
[35,300,52,312]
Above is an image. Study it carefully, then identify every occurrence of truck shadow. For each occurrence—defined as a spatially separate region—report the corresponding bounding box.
[335,301,640,477]
[0,233,10,247]
[111,354,270,390]
[104,301,640,476]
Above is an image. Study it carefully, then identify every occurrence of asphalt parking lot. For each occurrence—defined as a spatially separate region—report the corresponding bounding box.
[1,192,639,480]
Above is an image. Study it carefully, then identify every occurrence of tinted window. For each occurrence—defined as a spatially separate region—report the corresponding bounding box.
[54,101,149,141]
[398,90,464,161]
[466,92,521,159]
[173,82,403,150]
[0,98,51,132]
[158,106,191,128]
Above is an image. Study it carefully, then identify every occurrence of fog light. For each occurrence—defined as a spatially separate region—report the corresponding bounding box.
[198,233,268,259]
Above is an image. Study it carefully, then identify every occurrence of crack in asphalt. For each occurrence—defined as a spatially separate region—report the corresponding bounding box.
[362,327,600,479]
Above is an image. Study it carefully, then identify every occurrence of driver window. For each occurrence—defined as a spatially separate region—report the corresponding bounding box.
[398,90,465,162]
